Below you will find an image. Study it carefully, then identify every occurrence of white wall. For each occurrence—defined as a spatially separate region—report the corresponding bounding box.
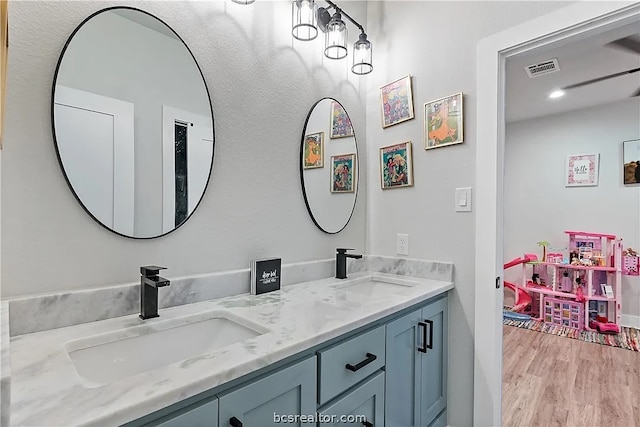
[56,11,212,237]
[364,2,572,426]
[505,98,640,321]
[2,0,367,297]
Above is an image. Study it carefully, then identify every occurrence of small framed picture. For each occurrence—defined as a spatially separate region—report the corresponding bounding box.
[330,101,354,139]
[566,153,599,187]
[424,92,464,150]
[303,132,324,169]
[623,139,640,185]
[379,141,413,189]
[380,75,415,128]
[331,153,356,193]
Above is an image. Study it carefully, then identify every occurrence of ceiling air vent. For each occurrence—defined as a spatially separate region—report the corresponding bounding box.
[525,58,560,78]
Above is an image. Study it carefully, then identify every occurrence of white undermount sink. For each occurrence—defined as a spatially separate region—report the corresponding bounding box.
[333,274,419,297]
[65,310,269,385]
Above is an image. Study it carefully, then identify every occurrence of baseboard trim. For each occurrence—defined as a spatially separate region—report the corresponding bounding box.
[621,314,640,329]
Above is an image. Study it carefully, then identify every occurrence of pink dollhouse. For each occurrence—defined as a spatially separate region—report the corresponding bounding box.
[507,231,624,333]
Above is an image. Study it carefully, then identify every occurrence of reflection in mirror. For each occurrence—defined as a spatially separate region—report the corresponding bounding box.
[52,7,214,238]
[300,98,358,234]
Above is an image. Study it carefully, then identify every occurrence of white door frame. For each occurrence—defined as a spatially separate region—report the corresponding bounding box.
[474,2,640,425]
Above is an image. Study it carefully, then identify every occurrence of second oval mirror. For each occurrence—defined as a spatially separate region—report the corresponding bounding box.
[300,98,358,234]
[52,7,214,238]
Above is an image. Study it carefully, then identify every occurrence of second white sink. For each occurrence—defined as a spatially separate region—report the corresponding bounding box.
[333,274,419,297]
[66,310,268,386]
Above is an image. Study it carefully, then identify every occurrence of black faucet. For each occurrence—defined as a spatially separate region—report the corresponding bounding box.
[139,266,170,320]
[336,248,363,279]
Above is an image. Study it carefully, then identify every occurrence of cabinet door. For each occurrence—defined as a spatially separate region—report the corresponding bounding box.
[218,356,316,427]
[153,399,218,427]
[420,298,448,427]
[319,371,384,427]
[385,308,422,427]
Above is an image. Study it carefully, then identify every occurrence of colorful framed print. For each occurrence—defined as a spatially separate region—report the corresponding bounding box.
[424,92,464,150]
[303,132,324,169]
[380,75,415,128]
[379,141,414,189]
[330,101,354,139]
[566,153,599,187]
[330,153,356,193]
[623,139,640,185]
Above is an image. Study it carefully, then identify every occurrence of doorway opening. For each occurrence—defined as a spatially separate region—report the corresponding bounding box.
[474,3,640,426]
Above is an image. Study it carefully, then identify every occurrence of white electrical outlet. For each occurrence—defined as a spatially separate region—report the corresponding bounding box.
[396,234,409,256]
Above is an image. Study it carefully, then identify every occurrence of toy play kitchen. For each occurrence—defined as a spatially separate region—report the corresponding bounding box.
[504,231,637,335]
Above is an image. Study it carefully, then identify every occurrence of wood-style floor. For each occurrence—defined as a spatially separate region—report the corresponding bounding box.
[502,325,640,427]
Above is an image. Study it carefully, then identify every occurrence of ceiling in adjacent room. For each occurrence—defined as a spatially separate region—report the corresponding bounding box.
[506,21,640,123]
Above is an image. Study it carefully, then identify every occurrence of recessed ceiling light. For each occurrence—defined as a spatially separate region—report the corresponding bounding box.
[549,90,565,99]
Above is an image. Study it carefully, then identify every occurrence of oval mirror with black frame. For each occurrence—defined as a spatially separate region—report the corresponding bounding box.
[52,7,214,239]
[300,98,358,234]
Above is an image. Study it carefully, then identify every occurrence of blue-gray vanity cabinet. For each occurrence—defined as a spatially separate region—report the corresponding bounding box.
[318,325,385,405]
[217,356,317,427]
[153,399,218,427]
[420,297,448,426]
[385,297,448,427]
[319,370,384,427]
[384,307,422,427]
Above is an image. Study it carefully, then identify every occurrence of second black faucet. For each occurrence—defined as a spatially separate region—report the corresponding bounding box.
[336,248,362,279]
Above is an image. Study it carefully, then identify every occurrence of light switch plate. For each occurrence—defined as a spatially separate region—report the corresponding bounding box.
[455,187,472,212]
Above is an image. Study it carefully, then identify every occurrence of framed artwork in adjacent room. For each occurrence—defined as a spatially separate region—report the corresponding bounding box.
[566,153,599,187]
[623,139,640,185]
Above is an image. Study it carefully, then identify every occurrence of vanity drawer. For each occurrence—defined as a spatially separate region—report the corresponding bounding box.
[318,325,385,405]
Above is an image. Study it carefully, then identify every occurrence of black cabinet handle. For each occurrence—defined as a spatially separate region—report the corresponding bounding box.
[418,321,427,353]
[345,353,377,372]
[229,416,243,427]
[425,319,434,350]
[363,421,373,427]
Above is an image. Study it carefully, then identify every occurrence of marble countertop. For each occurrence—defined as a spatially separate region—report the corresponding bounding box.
[9,272,452,426]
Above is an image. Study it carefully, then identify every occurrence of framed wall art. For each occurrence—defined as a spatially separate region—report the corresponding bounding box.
[623,139,640,185]
[424,92,463,150]
[303,131,324,169]
[330,101,354,139]
[566,153,599,187]
[331,153,356,193]
[380,75,414,128]
[379,141,413,189]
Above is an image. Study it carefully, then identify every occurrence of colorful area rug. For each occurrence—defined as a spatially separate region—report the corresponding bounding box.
[503,316,640,352]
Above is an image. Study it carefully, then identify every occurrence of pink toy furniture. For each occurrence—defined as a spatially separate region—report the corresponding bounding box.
[546,253,563,264]
[543,296,584,330]
[623,255,639,276]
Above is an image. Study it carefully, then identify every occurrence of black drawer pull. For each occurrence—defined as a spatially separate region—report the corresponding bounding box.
[425,319,434,350]
[418,321,427,353]
[345,352,377,372]
[363,421,373,427]
[229,416,243,427]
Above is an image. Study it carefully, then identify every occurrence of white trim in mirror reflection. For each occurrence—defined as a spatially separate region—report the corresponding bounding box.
[54,86,135,235]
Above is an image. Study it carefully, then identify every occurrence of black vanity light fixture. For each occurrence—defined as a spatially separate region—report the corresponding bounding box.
[292,0,372,75]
